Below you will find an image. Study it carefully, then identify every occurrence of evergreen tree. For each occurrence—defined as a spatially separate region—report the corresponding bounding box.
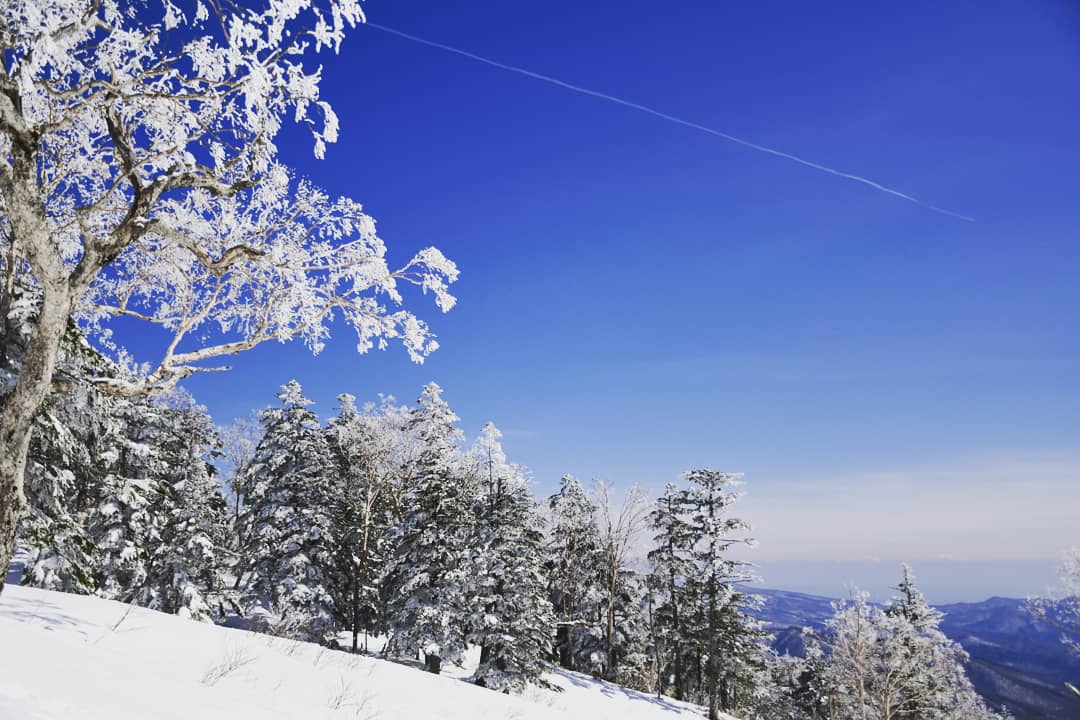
[467,423,554,692]
[14,306,126,594]
[14,305,228,614]
[881,565,1004,720]
[5,293,169,602]
[679,468,763,719]
[138,396,229,621]
[740,650,809,720]
[889,564,942,633]
[240,380,337,642]
[603,567,653,689]
[384,382,473,674]
[85,397,170,602]
[648,483,697,699]
[19,374,108,594]
[546,474,605,672]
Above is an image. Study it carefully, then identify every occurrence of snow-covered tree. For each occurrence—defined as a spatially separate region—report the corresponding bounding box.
[137,394,229,621]
[15,306,113,593]
[739,650,809,720]
[384,383,473,674]
[546,474,605,672]
[806,591,880,720]
[84,396,169,601]
[607,567,654,690]
[678,469,762,719]
[14,303,226,613]
[239,380,337,642]
[1028,547,1080,701]
[805,568,1008,720]
[466,422,554,692]
[0,0,458,595]
[593,479,651,684]
[326,392,410,653]
[219,416,262,553]
[78,389,225,610]
[647,483,697,699]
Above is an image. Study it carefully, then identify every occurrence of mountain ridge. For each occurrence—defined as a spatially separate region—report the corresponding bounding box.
[747,586,1080,720]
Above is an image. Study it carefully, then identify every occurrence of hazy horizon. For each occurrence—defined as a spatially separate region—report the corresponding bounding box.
[750,557,1062,606]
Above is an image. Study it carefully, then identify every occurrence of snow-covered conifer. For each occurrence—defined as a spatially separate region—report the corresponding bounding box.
[466,423,554,692]
[605,568,654,690]
[882,565,1006,719]
[14,309,226,611]
[647,483,697,699]
[17,322,114,593]
[384,383,473,674]
[85,398,169,601]
[240,381,338,642]
[546,474,605,672]
[138,394,229,621]
[678,469,762,719]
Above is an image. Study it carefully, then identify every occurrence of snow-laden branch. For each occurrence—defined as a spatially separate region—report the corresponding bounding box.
[76,173,458,395]
[0,0,457,397]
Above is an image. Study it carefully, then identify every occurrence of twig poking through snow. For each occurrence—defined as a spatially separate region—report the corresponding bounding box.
[201,642,256,686]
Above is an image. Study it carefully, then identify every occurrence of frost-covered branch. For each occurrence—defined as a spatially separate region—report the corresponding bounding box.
[0,0,455,595]
[0,0,458,397]
[76,173,457,395]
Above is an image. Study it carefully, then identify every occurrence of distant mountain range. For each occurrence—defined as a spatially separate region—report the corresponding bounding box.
[748,587,1080,720]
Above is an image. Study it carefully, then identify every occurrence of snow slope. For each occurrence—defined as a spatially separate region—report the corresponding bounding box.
[0,585,726,719]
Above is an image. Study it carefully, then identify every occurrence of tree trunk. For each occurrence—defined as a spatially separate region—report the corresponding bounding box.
[0,285,73,595]
[606,555,616,680]
[424,653,441,674]
[668,561,684,701]
[352,512,371,654]
[234,490,242,547]
[557,623,573,669]
[706,498,720,720]
[646,582,662,697]
[232,487,246,590]
[351,560,361,654]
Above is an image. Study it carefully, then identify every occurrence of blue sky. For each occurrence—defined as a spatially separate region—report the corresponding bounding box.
[171,0,1078,602]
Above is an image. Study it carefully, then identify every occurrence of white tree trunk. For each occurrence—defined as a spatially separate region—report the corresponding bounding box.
[0,279,73,594]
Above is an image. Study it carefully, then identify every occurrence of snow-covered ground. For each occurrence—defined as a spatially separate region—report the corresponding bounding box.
[0,585,728,719]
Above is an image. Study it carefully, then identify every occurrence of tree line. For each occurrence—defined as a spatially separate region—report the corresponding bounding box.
[9,321,1006,719]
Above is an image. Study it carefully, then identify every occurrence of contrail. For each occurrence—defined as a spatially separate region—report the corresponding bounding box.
[365,22,974,222]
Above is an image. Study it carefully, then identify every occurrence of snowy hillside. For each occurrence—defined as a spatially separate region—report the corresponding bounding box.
[0,585,724,720]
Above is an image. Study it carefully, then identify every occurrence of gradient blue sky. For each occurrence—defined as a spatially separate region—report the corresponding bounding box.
[168,0,1078,602]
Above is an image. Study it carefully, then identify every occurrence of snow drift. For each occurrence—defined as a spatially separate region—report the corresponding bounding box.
[0,584,728,719]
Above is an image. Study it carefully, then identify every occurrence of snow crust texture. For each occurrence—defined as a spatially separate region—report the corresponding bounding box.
[0,584,731,720]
